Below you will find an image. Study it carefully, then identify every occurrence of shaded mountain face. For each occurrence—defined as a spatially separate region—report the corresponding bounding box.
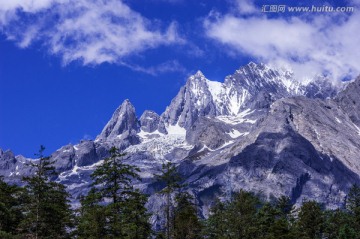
[335,76,360,127]
[139,110,167,134]
[1,62,358,223]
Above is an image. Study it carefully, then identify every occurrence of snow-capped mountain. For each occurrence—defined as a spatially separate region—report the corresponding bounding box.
[1,62,357,222]
[160,62,338,130]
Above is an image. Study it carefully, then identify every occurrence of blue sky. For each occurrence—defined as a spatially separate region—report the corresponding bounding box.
[0,0,359,157]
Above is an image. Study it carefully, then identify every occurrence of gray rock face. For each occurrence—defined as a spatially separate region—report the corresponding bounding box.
[335,76,360,127]
[161,63,339,131]
[0,150,15,164]
[139,110,167,134]
[225,62,292,102]
[232,96,360,202]
[186,117,233,150]
[177,96,360,218]
[97,99,139,142]
[52,144,75,172]
[75,141,98,167]
[0,150,16,173]
[0,150,33,183]
[272,97,360,176]
[246,90,274,110]
[161,71,218,129]
[304,77,339,99]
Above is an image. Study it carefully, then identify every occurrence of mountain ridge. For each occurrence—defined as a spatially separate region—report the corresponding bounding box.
[1,62,358,224]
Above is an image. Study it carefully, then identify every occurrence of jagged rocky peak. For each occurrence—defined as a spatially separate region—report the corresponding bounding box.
[0,149,15,161]
[139,110,167,134]
[96,99,139,141]
[303,76,339,99]
[161,63,307,129]
[160,71,218,129]
[186,70,211,94]
[229,62,340,101]
[227,62,293,95]
[193,70,205,78]
[0,149,22,181]
[98,62,340,140]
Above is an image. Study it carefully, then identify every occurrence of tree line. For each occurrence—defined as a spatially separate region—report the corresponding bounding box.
[1,146,360,238]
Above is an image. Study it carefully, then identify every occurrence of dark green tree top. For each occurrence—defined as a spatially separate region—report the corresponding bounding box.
[173,191,202,239]
[346,184,360,214]
[297,200,324,239]
[155,162,182,195]
[91,146,140,204]
[20,145,73,239]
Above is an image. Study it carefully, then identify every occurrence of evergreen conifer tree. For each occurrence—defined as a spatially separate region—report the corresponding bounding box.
[0,176,25,238]
[78,146,151,239]
[346,184,360,230]
[155,162,182,239]
[77,188,107,239]
[296,200,324,239]
[20,146,73,239]
[204,190,260,239]
[173,192,202,239]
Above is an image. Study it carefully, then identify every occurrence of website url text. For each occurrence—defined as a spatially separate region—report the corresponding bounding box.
[262,5,355,13]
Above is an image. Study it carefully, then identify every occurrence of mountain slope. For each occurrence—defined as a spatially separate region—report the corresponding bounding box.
[1,62,357,222]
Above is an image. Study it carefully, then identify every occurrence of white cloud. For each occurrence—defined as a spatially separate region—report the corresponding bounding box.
[0,0,54,12]
[204,8,360,81]
[235,0,257,14]
[122,60,187,76]
[0,0,183,66]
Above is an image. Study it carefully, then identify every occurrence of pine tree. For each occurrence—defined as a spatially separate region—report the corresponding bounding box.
[20,146,73,239]
[77,188,107,239]
[0,176,25,238]
[79,146,151,239]
[337,224,357,239]
[255,197,296,239]
[173,192,202,239]
[155,162,182,239]
[256,202,278,238]
[120,190,152,239]
[346,184,360,231]
[323,209,356,239]
[227,190,260,239]
[204,199,228,239]
[204,190,261,239]
[346,184,360,213]
[275,195,293,218]
[296,200,324,239]
[271,196,295,239]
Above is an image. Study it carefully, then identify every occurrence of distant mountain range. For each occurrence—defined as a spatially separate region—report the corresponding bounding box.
[1,62,360,225]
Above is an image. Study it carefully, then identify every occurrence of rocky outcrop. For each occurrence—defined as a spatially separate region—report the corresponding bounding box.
[96,99,140,144]
[139,110,167,134]
[335,76,360,127]
[160,71,218,129]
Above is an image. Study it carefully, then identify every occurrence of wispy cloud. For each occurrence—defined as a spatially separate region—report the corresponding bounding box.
[0,0,184,66]
[234,0,257,15]
[122,60,187,76]
[204,3,360,81]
